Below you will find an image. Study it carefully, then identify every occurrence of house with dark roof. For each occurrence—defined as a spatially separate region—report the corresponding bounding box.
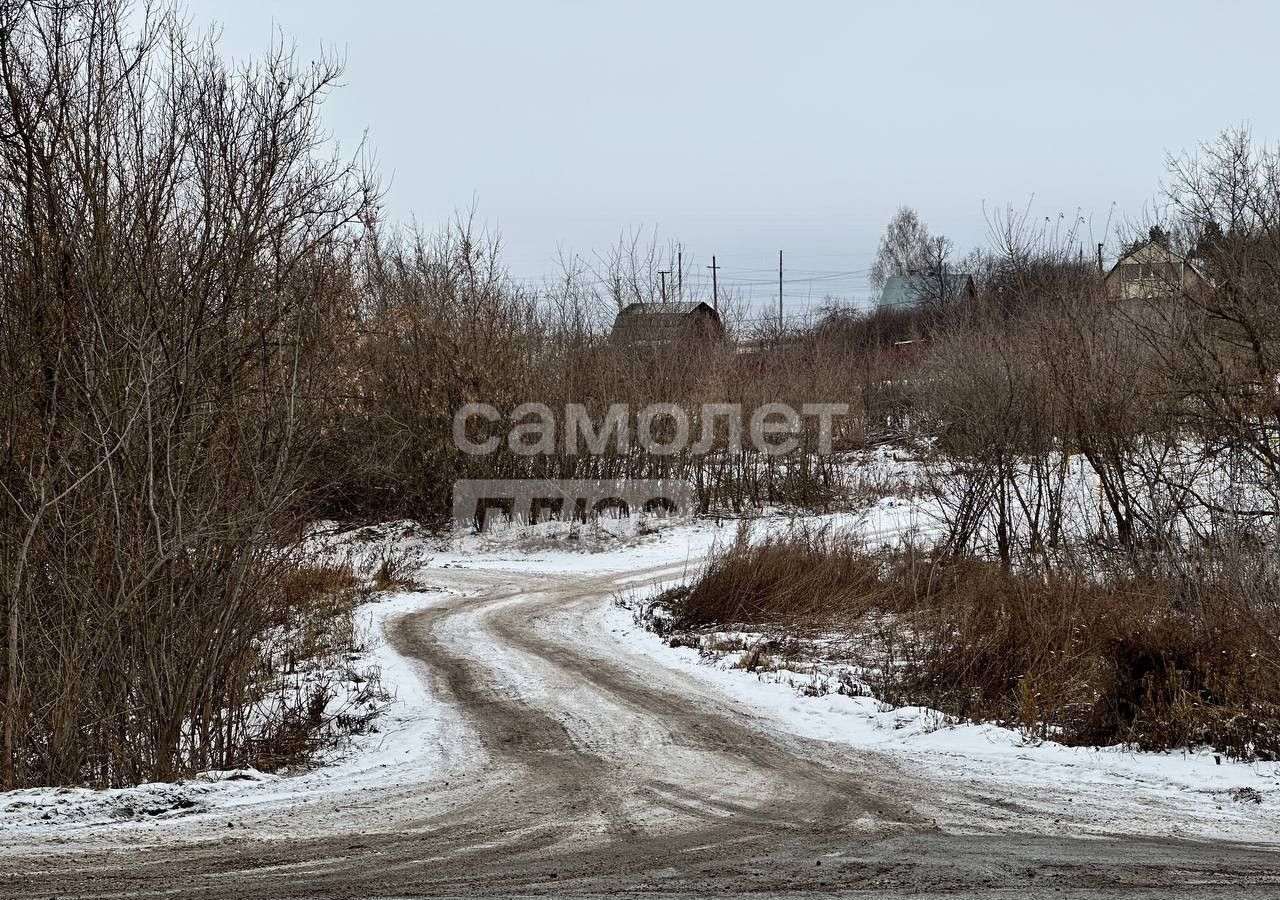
[878,272,975,310]
[609,301,724,346]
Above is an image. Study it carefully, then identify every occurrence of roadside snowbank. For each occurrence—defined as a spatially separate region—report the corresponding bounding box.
[597,596,1280,840]
[0,586,474,840]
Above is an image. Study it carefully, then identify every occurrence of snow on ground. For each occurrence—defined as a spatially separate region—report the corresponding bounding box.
[595,599,1280,841]
[426,508,1280,843]
[0,586,479,841]
[418,494,1280,842]
[5,468,1280,845]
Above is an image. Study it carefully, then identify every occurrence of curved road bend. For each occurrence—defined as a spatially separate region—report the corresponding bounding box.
[4,564,1279,898]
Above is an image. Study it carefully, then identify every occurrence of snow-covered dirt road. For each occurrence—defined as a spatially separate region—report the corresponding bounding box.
[5,536,1280,897]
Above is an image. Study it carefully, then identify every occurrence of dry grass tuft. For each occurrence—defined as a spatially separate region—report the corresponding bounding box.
[667,528,1280,760]
[675,523,886,629]
[242,560,387,774]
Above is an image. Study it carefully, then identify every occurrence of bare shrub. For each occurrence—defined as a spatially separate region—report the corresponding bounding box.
[310,218,540,523]
[0,0,371,788]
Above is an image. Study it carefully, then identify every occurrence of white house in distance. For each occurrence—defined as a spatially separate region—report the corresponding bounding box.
[1104,240,1206,300]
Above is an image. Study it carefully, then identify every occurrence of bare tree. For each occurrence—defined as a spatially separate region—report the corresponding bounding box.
[869,206,953,294]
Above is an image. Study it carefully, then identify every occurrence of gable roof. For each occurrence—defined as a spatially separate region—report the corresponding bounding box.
[1104,240,1203,281]
[878,273,974,310]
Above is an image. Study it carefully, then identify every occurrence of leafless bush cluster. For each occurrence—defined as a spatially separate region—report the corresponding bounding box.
[313,224,889,520]
[910,134,1280,569]
[0,0,371,788]
[667,530,1280,759]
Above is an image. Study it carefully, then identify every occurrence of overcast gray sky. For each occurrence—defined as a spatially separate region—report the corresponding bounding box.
[184,0,1280,312]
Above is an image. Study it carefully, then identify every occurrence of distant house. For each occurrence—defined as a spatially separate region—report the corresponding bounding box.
[878,272,975,310]
[609,301,724,346]
[1104,241,1205,300]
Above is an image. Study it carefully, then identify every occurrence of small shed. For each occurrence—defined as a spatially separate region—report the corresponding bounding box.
[878,272,975,310]
[609,301,724,345]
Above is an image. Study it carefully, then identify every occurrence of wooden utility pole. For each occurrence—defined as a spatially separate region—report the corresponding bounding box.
[778,250,783,330]
[1097,243,1104,273]
[677,245,683,301]
[659,270,670,302]
[707,255,720,313]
